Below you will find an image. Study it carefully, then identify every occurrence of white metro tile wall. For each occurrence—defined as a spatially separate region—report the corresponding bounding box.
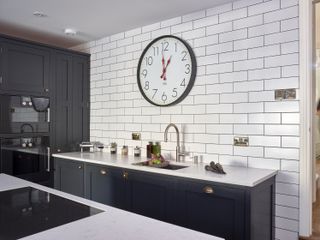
[72,0,300,239]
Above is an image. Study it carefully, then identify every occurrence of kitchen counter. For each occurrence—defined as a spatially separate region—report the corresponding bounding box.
[53,152,277,187]
[0,174,222,240]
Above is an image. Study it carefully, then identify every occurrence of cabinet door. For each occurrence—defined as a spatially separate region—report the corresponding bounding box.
[53,53,73,153]
[71,56,89,151]
[179,181,246,240]
[1,42,50,95]
[127,171,176,222]
[54,158,84,197]
[85,164,127,210]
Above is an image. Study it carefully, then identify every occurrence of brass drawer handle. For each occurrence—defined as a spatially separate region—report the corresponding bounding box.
[123,171,128,179]
[100,169,107,175]
[203,186,214,194]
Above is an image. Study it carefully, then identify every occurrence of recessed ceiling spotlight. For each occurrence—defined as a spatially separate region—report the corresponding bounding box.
[64,28,77,36]
[33,11,47,17]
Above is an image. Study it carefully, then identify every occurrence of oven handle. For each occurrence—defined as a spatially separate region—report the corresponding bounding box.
[46,147,51,172]
[47,108,50,123]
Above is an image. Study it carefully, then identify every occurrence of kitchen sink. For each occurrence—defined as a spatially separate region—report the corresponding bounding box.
[132,161,189,170]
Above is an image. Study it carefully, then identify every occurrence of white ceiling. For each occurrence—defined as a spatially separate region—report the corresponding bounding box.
[0,0,235,48]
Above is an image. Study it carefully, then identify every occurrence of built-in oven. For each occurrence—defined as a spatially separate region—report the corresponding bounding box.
[0,95,50,134]
[0,136,51,186]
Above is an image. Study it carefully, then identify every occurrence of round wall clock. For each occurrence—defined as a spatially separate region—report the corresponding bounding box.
[137,35,197,106]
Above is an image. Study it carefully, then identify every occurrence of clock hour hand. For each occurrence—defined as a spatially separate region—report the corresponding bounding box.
[161,56,171,80]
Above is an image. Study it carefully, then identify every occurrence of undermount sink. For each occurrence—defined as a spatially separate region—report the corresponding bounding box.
[132,161,189,170]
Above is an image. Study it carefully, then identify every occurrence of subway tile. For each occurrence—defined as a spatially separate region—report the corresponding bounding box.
[249,113,281,124]
[220,93,248,103]
[265,101,299,113]
[220,71,248,83]
[219,29,247,43]
[248,157,280,170]
[234,124,264,135]
[233,0,263,9]
[206,62,233,74]
[265,147,299,159]
[219,50,248,63]
[250,136,281,147]
[264,6,299,23]
[234,58,264,71]
[234,146,264,157]
[206,42,233,55]
[219,8,247,23]
[207,22,233,36]
[282,137,300,148]
[248,22,280,38]
[265,125,299,136]
[233,15,263,30]
[234,36,264,50]
[234,80,264,92]
[248,0,280,16]
[194,35,219,47]
[220,114,248,124]
[194,15,218,28]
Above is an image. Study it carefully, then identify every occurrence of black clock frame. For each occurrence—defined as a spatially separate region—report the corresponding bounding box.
[137,35,197,107]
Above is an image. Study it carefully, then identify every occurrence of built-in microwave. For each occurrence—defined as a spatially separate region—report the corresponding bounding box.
[0,95,50,134]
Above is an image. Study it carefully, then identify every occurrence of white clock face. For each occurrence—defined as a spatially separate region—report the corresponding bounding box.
[137,35,196,106]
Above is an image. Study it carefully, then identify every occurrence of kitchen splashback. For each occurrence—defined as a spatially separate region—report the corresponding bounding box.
[72,0,300,239]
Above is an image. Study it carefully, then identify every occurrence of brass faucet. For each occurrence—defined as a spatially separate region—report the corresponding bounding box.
[164,123,184,162]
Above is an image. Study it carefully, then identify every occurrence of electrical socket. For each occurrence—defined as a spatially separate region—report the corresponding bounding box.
[233,136,249,147]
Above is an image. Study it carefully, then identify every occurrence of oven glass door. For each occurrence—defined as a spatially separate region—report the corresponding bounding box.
[0,95,50,134]
[0,137,50,184]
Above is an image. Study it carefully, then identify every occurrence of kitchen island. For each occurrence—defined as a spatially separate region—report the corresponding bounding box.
[0,173,222,240]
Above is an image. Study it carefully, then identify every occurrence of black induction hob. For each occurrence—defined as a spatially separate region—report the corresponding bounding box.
[0,187,103,240]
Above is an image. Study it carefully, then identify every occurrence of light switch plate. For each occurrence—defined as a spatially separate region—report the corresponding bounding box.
[275,89,296,100]
[234,136,249,147]
[132,133,141,140]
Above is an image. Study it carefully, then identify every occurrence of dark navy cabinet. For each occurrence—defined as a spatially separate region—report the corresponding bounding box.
[53,158,275,240]
[1,41,50,95]
[85,164,129,210]
[51,53,90,154]
[177,180,246,240]
[54,158,84,197]
[127,170,177,222]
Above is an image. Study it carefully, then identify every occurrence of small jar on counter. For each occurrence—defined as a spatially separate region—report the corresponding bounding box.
[121,145,128,156]
[146,142,153,159]
[134,146,141,157]
[110,142,117,154]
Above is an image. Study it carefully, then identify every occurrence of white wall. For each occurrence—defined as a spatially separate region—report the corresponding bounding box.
[73,0,300,239]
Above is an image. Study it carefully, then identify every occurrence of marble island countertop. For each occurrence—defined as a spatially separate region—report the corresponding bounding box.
[0,174,222,240]
[53,152,277,187]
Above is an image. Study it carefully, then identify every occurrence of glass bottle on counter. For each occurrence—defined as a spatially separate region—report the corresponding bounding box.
[121,145,128,156]
[134,146,141,157]
[152,142,161,158]
[110,142,117,154]
[146,142,153,159]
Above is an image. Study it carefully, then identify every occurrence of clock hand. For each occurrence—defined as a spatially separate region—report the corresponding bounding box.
[162,56,171,80]
[160,55,166,79]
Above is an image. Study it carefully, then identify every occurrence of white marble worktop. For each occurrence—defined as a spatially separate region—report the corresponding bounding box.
[53,152,277,187]
[0,174,222,240]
